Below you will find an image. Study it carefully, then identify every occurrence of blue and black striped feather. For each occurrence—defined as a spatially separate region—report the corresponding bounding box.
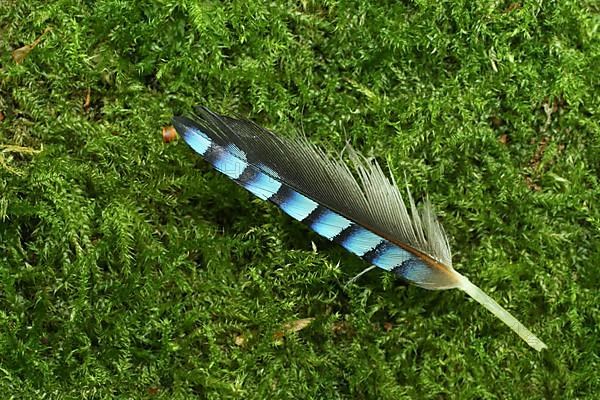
[173,107,548,351]
[173,107,458,290]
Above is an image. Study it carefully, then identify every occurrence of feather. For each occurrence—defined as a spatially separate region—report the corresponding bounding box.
[173,107,547,351]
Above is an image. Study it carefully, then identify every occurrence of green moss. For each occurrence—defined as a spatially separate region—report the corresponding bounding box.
[0,0,598,398]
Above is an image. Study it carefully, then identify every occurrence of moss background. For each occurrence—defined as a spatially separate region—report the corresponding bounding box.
[1,0,599,398]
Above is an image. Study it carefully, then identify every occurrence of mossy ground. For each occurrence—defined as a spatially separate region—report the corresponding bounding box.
[1,1,599,398]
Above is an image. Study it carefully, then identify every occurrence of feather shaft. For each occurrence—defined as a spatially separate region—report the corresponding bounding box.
[456,274,547,351]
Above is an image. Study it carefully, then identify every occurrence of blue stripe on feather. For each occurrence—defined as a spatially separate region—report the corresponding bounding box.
[184,127,211,155]
[210,146,248,180]
[310,209,353,240]
[242,171,282,200]
[278,191,319,221]
[369,242,413,271]
[225,143,247,160]
[392,259,432,285]
[337,225,384,257]
[256,163,279,179]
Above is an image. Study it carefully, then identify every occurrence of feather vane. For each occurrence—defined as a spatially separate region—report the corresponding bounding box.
[173,107,547,351]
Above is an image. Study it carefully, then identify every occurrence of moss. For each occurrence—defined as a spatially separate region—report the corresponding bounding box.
[0,0,598,398]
